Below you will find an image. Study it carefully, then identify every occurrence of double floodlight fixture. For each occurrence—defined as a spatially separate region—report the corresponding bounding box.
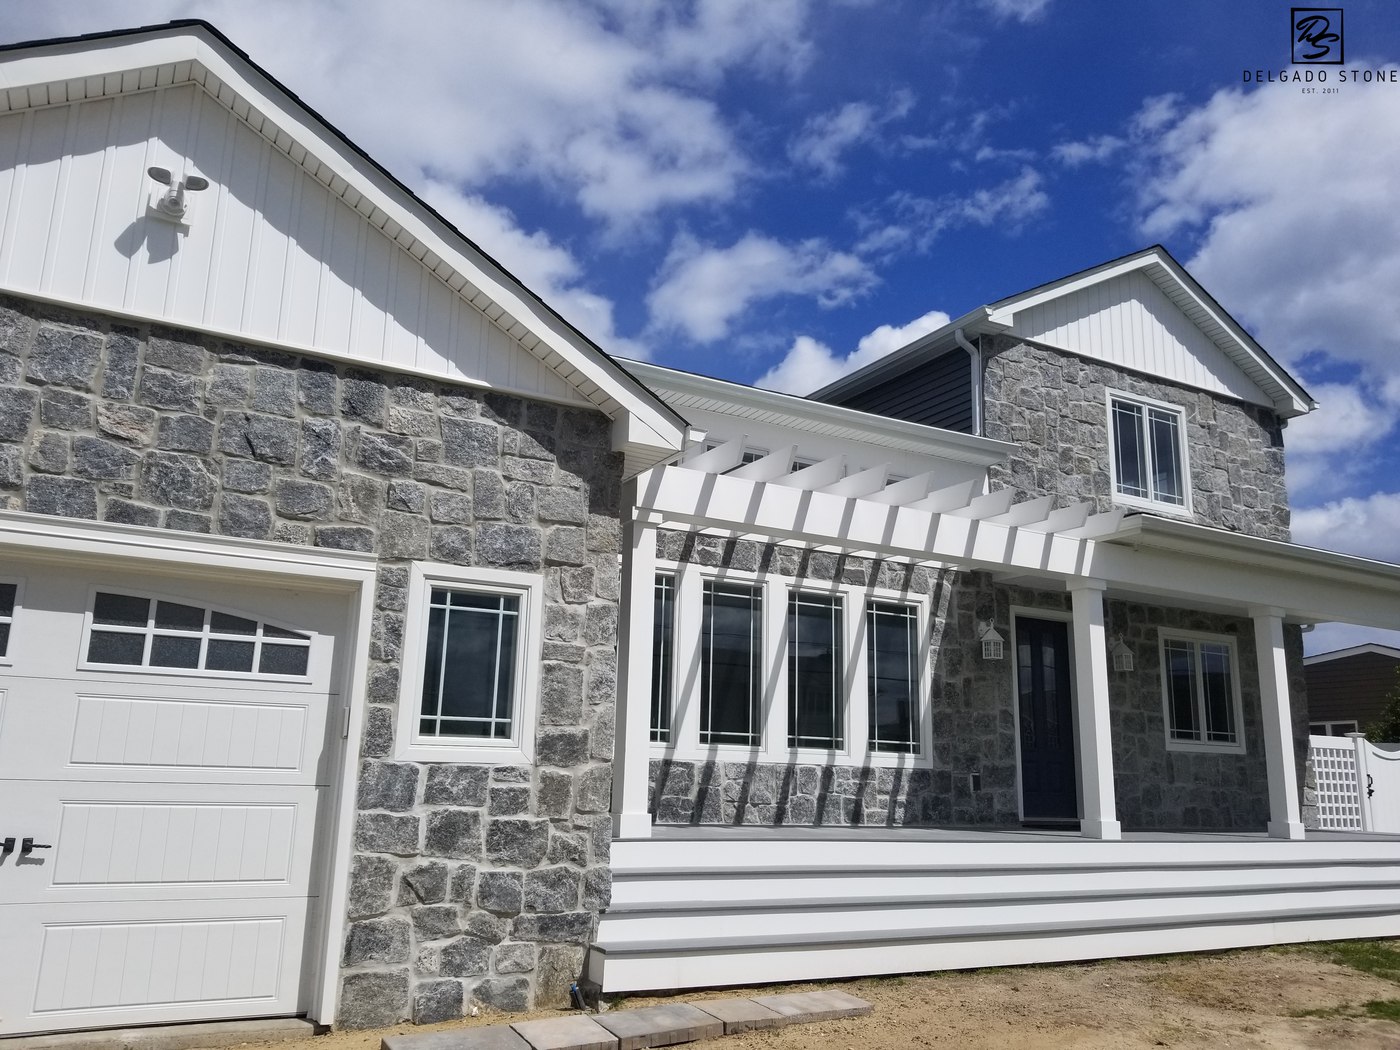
[147,166,210,222]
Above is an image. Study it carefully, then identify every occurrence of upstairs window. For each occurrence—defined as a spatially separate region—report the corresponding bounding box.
[1109,392,1188,510]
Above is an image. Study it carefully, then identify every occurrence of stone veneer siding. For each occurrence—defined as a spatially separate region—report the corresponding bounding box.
[981,335,1291,541]
[0,295,621,1027]
[648,531,1309,830]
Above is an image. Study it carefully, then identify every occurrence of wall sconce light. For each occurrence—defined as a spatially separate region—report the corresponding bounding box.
[1111,637,1135,673]
[147,166,210,224]
[978,621,1004,661]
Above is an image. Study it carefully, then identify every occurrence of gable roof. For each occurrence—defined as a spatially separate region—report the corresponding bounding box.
[816,245,1316,419]
[0,20,686,474]
[1304,644,1400,666]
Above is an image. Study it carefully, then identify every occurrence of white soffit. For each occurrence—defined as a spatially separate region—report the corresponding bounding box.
[625,358,1015,467]
[0,22,686,469]
[986,248,1315,418]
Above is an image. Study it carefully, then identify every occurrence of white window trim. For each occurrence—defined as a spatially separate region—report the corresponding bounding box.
[77,585,315,684]
[652,559,932,768]
[1158,628,1247,755]
[0,574,24,667]
[1105,388,1193,517]
[396,562,544,765]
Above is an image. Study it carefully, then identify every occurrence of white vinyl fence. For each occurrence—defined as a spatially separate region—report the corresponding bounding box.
[1309,733,1400,833]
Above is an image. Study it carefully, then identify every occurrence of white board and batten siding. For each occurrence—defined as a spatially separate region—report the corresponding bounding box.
[0,81,588,407]
[0,558,345,1035]
[1007,268,1271,408]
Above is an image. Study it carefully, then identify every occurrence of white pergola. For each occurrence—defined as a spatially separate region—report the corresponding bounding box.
[611,442,1400,843]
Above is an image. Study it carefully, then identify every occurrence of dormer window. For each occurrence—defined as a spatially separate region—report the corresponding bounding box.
[1107,391,1189,511]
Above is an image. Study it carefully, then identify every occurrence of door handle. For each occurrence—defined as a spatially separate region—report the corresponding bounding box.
[20,838,51,854]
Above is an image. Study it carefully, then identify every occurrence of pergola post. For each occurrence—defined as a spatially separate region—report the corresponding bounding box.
[1071,581,1121,840]
[1250,606,1305,840]
[612,503,659,839]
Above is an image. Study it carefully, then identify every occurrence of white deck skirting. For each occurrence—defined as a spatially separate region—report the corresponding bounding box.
[587,828,1400,993]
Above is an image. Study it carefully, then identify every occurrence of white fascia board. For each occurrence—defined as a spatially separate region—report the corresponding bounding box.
[0,507,376,587]
[808,307,1002,402]
[1303,644,1400,666]
[986,249,1314,419]
[0,28,685,455]
[627,358,1013,468]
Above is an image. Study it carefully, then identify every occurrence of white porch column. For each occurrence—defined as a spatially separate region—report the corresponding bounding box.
[1250,606,1305,840]
[1071,582,1121,840]
[612,505,659,839]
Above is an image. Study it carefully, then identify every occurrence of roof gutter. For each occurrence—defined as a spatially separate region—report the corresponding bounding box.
[954,327,983,436]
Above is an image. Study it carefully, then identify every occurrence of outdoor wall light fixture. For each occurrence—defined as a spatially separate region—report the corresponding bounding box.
[978,621,1004,661]
[1111,636,1135,673]
[147,166,210,223]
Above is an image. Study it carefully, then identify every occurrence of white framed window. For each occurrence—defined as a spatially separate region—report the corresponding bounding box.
[651,574,675,743]
[866,601,921,754]
[396,562,544,765]
[788,592,845,749]
[80,589,312,680]
[1158,629,1245,754]
[699,579,764,746]
[0,577,21,665]
[1107,390,1190,513]
[654,559,930,767]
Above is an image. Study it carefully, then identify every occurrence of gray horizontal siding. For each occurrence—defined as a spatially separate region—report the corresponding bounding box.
[827,350,973,432]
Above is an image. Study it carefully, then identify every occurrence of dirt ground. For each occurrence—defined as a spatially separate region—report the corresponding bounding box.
[223,944,1400,1050]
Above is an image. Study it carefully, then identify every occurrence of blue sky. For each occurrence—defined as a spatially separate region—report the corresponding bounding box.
[7,1,1400,653]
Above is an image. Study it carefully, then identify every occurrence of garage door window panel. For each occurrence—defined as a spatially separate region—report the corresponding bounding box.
[83,591,311,679]
[0,579,20,662]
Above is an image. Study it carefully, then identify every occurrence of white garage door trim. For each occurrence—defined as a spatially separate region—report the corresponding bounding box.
[0,509,377,1029]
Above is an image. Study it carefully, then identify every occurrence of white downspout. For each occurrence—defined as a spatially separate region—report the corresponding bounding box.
[954,327,983,436]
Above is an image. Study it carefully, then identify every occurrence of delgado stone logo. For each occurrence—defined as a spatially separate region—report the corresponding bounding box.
[1292,7,1344,64]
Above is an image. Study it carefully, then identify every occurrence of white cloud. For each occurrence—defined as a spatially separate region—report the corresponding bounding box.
[646,233,877,343]
[1292,491,1400,563]
[975,0,1052,23]
[4,0,814,227]
[1285,382,1397,458]
[1134,75,1400,369]
[1050,134,1125,167]
[755,309,951,394]
[788,92,915,178]
[855,167,1049,257]
[421,183,648,359]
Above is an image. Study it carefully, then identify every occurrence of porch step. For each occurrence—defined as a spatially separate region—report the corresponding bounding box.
[588,834,1400,993]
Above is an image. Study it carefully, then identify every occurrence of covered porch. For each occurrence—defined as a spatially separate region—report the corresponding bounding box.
[610,447,1400,845]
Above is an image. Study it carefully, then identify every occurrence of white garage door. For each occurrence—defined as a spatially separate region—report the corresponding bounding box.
[0,560,344,1036]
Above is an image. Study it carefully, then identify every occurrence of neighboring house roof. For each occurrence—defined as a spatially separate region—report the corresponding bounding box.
[624,358,1014,467]
[1304,644,1400,666]
[0,21,686,474]
[815,245,1316,419]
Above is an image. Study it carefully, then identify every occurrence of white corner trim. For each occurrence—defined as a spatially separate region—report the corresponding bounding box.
[394,561,545,766]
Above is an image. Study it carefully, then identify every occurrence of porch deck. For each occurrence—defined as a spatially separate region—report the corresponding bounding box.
[586,823,1400,994]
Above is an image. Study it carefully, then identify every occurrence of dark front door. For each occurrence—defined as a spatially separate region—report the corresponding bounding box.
[1016,616,1078,822]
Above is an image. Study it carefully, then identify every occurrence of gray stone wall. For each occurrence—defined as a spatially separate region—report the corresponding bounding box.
[981,336,1291,541]
[0,295,621,1026]
[649,530,1301,831]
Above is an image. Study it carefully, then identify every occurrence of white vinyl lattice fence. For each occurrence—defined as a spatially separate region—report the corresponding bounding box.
[1309,733,1400,833]
[1309,735,1364,830]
